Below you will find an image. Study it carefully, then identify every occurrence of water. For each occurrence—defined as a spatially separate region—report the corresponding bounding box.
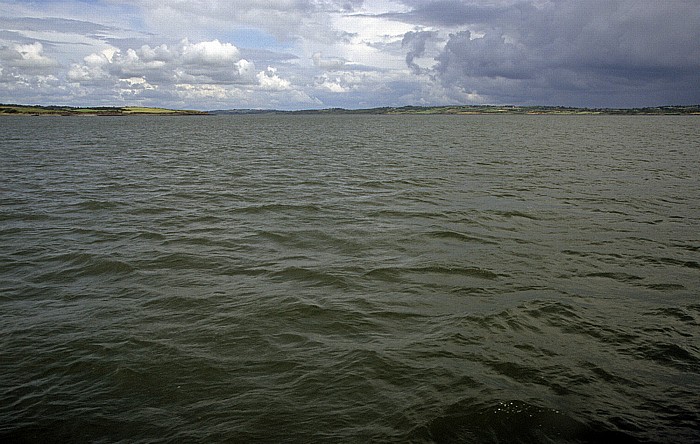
[1,115,698,443]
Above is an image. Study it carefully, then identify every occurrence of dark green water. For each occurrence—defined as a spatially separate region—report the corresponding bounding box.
[1,115,698,443]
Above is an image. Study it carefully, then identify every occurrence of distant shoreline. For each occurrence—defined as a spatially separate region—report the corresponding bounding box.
[213,104,700,116]
[0,105,207,116]
[2,103,699,116]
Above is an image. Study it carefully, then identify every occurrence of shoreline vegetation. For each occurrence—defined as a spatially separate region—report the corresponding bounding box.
[214,104,700,115]
[0,105,207,116]
[2,103,699,116]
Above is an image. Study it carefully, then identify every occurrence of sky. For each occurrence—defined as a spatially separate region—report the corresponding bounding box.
[1,0,698,110]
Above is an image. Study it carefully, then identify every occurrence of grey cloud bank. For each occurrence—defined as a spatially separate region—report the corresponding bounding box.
[426,1,700,106]
[0,0,698,109]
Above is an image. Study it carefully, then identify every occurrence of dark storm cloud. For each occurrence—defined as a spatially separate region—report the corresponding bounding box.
[397,0,700,106]
[386,0,510,26]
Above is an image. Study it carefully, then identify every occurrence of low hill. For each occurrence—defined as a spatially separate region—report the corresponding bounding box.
[211,105,700,115]
[5,103,699,116]
[0,104,208,116]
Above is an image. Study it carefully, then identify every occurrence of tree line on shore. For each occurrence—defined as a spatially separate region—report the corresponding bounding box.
[3,103,699,116]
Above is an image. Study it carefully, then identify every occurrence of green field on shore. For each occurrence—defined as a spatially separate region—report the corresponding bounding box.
[214,104,700,115]
[0,104,207,116]
[3,103,699,116]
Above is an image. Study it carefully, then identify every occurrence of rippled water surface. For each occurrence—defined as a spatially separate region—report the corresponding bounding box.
[1,115,699,443]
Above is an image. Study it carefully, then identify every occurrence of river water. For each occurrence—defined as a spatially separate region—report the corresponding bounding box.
[1,115,698,443]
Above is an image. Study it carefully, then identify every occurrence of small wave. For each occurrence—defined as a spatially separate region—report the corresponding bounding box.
[134,230,166,240]
[580,361,643,387]
[0,212,52,222]
[643,256,700,269]
[426,230,498,244]
[561,249,590,257]
[271,266,351,289]
[149,252,223,270]
[254,230,293,243]
[364,266,499,281]
[418,399,643,444]
[463,307,545,333]
[71,199,123,211]
[78,258,135,276]
[256,229,370,254]
[234,203,322,214]
[491,210,541,220]
[487,361,550,385]
[635,342,700,371]
[644,283,685,290]
[449,286,493,296]
[644,307,697,324]
[584,272,644,282]
[418,265,500,279]
[523,300,582,320]
[38,252,135,280]
[130,206,178,215]
[366,209,445,220]
[672,243,700,253]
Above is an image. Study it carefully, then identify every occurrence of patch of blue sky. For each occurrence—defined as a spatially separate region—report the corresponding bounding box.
[224,28,292,52]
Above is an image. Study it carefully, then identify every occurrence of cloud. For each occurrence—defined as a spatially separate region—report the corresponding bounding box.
[56,37,267,108]
[385,0,509,27]
[128,0,355,43]
[0,16,121,39]
[0,42,59,71]
[436,30,531,80]
[312,52,346,70]
[315,73,348,93]
[399,0,700,106]
[68,39,255,86]
[181,39,240,66]
[256,66,291,90]
[1,0,699,108]
[402,30,436,74]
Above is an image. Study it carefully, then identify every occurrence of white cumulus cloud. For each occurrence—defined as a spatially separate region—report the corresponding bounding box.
[256,66,291,90]
[0,42,59,71]
[67,39,254,87]
[181,39,240,66]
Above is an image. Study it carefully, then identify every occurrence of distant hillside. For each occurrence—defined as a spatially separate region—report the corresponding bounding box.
[211,105,700,115]
[5,103,698,116]
[0,104,208,116]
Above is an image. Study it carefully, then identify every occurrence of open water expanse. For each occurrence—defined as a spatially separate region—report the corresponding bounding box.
[1,115,698,443]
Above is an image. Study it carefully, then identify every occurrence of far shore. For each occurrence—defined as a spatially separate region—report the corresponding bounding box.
[2,103,699,116]
[0,105,207,116]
